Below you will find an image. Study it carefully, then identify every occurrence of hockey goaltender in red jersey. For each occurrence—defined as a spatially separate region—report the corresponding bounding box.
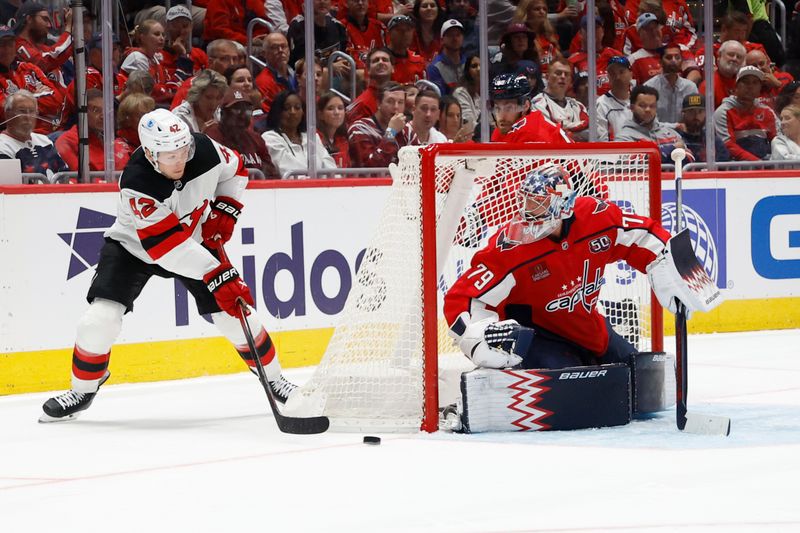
[40,109,297,422]
[442,164,717,432]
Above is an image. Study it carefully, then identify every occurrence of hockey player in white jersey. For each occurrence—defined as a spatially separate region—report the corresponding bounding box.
[40,109,297,422]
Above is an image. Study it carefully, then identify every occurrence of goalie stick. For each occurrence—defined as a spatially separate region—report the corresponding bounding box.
[671,148,730,436]
[217,244,330,435]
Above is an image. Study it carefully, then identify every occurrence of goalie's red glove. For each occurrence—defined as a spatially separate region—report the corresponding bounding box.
[202,196,243,246]
[203,262,254,316]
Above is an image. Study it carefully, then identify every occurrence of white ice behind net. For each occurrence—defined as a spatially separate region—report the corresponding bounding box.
[284,146,656,431]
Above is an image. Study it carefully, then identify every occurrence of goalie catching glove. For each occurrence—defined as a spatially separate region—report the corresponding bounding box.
[646,229,723,319]
[455,318,534,369]
[202,196,243,246]
[204,262,254,316]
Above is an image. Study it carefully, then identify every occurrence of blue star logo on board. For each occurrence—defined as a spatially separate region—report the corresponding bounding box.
[58,207,116,280]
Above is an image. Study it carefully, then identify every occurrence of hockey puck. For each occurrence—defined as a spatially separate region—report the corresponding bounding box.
[363,436,381,445]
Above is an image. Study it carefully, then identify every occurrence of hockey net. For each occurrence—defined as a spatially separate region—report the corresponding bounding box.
[284,143,663,432]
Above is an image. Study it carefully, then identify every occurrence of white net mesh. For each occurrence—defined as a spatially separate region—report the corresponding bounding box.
[284,145,660,431]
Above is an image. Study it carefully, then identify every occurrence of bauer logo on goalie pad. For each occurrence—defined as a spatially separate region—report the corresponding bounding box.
[559,369,608,379]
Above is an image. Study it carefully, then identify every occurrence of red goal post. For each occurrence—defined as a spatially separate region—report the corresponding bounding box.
[284,142,663,433]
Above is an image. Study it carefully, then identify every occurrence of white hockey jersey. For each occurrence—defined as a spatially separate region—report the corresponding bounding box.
[105,133,247,280]
[531,92,590,141]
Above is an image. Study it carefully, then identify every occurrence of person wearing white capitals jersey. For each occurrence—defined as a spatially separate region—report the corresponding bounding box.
[40,109,297,423]
[444,164,692,371]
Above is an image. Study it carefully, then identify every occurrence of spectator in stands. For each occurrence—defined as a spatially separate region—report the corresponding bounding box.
[288,0,349,77]
[776,81,800,114]
[117,70,155,105]
[438,95,472,142]
[116,92,156,151]
[346,47,394,124]
[615,85,689,165]
[225,64,255,95]
[317,91,351,168]
[568,15,621,96]
[13,2,72,85]
[627,13,664,86]
[444,0,478,56]
[0,25,63,134]
[206,88,279,179]
[342,0,388,70]
[548,0,580,53]
[597,56,633,141]
[513,0,561,75]
[348,82,407,167]
[202,0,266,46]
[532,58,589,141]
[132,1,207,36]
[452,53,481,131]
[173,69,228,133]
[121,19,176,104]
[699,40,747,108]
[171,39,239,109]
[714,65,780,161]
[644,42,699,125]
[255,33,296,115]
[161,5,207,77]
[490,23,543,93]
[0,90,67,180]
[745,0,785,67]
[296,57,325,101]
[402,89,447,144]
[403,83,419,119]
[386,15,427,84]
[426,19,465,96]
[678,94,731,163]
[411,0,445,63]
[55,89,131,173]
[746,49,795,109]
[696,11,767,68]
[262,90,337,178]
[772,105,800,159]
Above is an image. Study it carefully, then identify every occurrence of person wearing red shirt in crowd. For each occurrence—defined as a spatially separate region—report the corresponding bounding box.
[516,0,561,76]
[386,15,427,84]
[254,33,296,115]
[171,39,239,109]
[627,13,664,86]
[346,47,394,124]
[335,0,395,25]
[13,2,72,85]
[714,66,780,161]
[0,25,64,134]
[120,19,178,105]
[161,5,208,79]
[202,0,266,46]
[317,91,351,168]
[699,40,746,108]
[410,0,444,64]
[695,11,769,69]
[745,48,794,109]
[116,92,156,152]
[341,0,388,70]
[55,89,132,174]
[62,33,124,125]
[624,0,697,50]
[348,82,408,167]
[206,88,279,179]
[568,15,622,96]
[489,73,571,144]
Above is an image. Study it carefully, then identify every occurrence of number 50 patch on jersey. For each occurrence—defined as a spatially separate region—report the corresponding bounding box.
[589,235,611,253]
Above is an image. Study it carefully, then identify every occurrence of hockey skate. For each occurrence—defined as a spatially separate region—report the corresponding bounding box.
[39,371,111,423]
[248,369,297,404]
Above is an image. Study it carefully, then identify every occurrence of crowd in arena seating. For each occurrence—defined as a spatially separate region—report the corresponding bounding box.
[2,0,800,181]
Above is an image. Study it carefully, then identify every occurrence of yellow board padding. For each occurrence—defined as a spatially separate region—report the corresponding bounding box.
[0,327,334,395]
[662,297,800,335]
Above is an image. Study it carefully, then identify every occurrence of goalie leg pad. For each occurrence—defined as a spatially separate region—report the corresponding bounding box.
[631,352,676,416]
[460,365,631,433]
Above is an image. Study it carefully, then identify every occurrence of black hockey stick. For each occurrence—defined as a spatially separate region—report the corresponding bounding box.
[671,149,730,436]
[217,245,329,435]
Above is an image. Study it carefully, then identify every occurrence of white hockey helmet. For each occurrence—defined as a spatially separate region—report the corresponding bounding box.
[138,108,195,173]
[507,163,576,243]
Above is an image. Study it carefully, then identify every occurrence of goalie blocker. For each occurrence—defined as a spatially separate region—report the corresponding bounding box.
[454,352,675,433]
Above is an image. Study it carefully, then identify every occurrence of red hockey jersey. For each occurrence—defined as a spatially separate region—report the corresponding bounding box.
[444,197,670,355]
[490,111,572,144]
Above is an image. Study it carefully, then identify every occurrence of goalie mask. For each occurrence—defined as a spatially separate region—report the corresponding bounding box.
[507,164,576,243]
[138,108,195,175]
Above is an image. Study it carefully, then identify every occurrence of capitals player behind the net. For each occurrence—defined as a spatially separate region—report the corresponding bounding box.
[444,164,706,372]
[40,109,297,422]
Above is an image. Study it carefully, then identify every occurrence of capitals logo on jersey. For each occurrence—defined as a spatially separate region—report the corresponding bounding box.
[544,259,605,313]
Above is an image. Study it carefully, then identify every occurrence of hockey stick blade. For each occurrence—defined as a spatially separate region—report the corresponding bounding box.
[217,246,329,434]
[682,412,731,436]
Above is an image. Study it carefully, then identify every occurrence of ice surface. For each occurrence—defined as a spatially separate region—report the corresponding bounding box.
[1,330,799,532]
